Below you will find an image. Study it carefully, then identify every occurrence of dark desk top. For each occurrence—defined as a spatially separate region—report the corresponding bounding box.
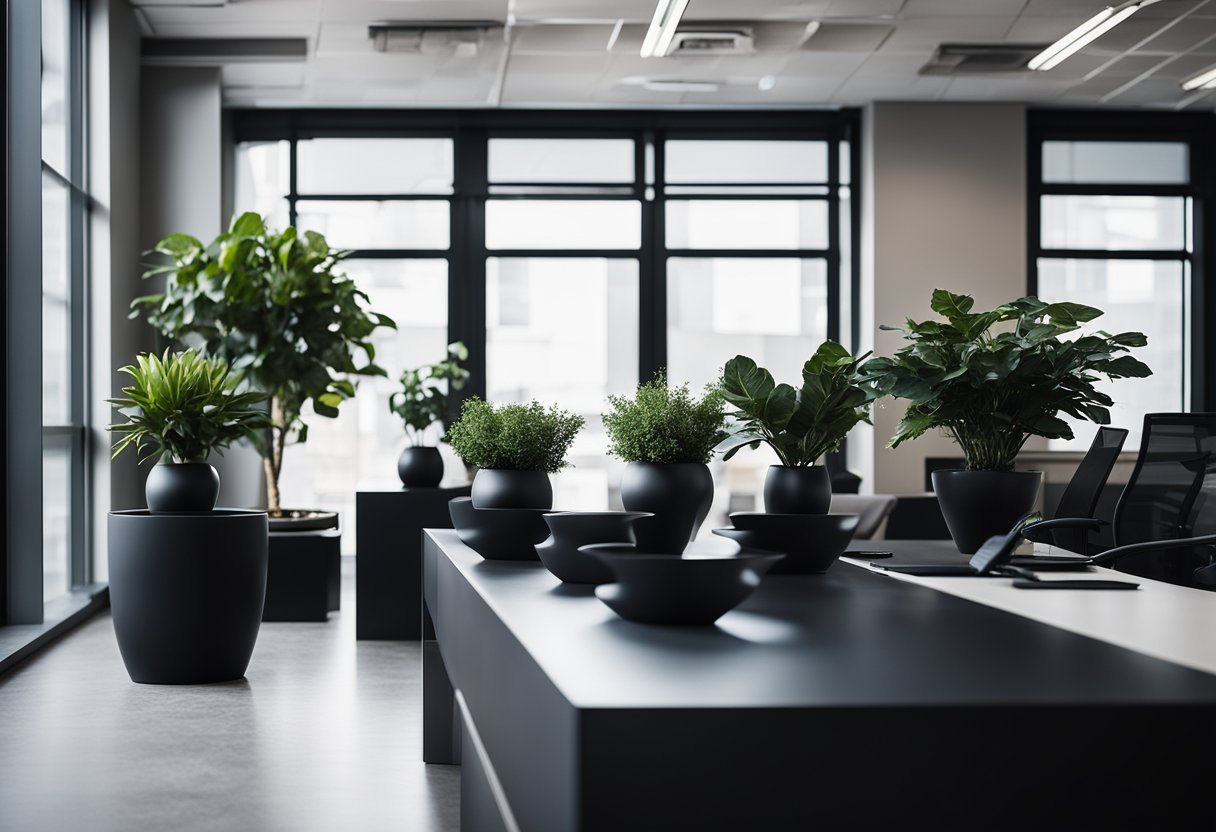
[426,530,1216,711]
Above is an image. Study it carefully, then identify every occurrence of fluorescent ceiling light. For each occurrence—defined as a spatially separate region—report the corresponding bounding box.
[640,0,691,58]
[1028,2,1144,72]
[1182,64,1216,91]
[642,80,718,92]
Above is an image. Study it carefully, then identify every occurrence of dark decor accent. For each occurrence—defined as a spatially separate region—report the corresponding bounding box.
[583,544,783,626]
[932,469,1042,554]
[470,468,553,510]
[144,462,220,512]
[884,494,951,540]
[356,485,470,640]
[713,511,859,574]
[263,525,342,621]
[619,461,713,554]
[536,511,652,584]
[108,509,268,684]
[397,446,445,488]
[449,496,548,560]
[762,464,832,514]
[268,510,339,532]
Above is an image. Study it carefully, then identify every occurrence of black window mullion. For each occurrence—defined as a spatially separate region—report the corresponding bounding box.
[451,127,488,409]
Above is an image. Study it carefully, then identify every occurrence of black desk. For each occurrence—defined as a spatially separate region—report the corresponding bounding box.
[423,530,1216,831]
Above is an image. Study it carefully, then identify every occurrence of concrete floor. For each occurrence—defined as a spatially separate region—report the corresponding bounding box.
[0,558,460,832]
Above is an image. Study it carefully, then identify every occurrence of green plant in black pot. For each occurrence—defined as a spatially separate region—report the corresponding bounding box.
[720,342,879,515]
[133,212,396,524]
[445,397,584,510]
[603,372,729,554]
[108,348,271,512]
[861,289,1151,553]
[389,341,470,488]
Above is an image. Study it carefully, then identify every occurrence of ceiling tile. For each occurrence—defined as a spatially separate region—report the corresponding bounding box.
[879,17,1017,52]
[510,24,617,53]
[803,23,895,52]
[903,0,1028,16]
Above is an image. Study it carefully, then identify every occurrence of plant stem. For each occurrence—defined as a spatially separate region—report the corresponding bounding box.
[264,394,286,515]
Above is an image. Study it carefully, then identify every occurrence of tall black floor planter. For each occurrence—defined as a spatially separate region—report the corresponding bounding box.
[932,469,1042,554]
[620,462,714,554]
[108,509,268,685]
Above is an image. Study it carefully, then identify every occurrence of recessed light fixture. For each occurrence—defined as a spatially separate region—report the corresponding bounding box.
[640,0,691,58]
[1182,64,1216,91]
[1028,0,1161,72]
[642,80,719,92]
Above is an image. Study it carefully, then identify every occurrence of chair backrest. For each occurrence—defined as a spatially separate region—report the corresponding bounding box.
[1110,413,1216,584]
[829,494,897,539]
[1047,426,1129,553]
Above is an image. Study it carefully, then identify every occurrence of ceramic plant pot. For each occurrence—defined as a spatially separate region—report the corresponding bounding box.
[145,462,220,512]
[535,511,652,584]
[620,461,714,555]
[763,465,832,515]
[470,468,553,510]
[932,469,1042,555]
[398,446,445,488]
[449,496,549,560]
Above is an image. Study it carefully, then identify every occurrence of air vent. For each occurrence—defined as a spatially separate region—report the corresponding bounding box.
[668,28,754,55]
[368,21,501,56]
[920,43,1047,75]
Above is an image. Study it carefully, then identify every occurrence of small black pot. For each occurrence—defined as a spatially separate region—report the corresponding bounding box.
[932,469,1042,554]
[449,497,549,560]
[620,462,714,555]
[145,462,220,512]
[398,446,444,488]
[536,511,652,584]
[763,465,832,514]
[471,468,553,510]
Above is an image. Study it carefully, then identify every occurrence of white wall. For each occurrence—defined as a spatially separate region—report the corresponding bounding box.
[862,102,1028,495]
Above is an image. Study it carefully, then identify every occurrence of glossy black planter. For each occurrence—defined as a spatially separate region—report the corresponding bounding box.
[471,468,553,510]
[398,446,444,488]
[449,496,549,560]
[145,462,220,512]
[108,509,268,684]
[714,511,859,574]
[932,469,1042,555]
[763,465,832,514]
[536,511,652,584]
[620,462,714,554]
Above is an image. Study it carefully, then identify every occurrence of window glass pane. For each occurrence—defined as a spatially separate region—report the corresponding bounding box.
[487,258,639,511]
[666,200,828,250]
[1042,141,1188,185]
[665,141,828,184]
[297,138,454,194]
[489,139,635,183]
[43,173,70,425]
[280,260,449,554]
[43,441,71,601]
[1038,258,1186,451]
[295,200,450,250]
[667,258,829,537]
[1041,195,1186,251]
[234,140,290,229]
[41,0,69,174]
[485,201,641,250]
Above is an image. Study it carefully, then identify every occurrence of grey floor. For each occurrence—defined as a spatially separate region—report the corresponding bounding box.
[0,558,460,832]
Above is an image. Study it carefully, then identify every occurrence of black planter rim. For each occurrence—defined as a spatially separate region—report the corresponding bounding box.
[932,468,1043,477]
[110,508,267,519]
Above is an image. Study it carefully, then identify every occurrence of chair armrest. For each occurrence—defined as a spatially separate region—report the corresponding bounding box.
[1088,534,1216,567]
[1021,517,1105,542]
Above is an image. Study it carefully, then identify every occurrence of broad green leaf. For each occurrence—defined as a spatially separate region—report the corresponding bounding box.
[929,288,974,321]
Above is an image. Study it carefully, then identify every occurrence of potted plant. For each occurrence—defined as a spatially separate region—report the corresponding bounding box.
[603,373,729,554]
[108,348,271,511]
[720,342,878,515]
[445,397,584,510]
[106,348,272,684]
[389,341,470,488]
[862,289,1151,553]
[133,211,396,528]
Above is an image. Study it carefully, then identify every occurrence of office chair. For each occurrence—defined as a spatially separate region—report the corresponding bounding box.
[829,494,897,539]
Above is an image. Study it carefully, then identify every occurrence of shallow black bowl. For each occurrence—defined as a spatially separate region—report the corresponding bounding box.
[449,496,549,561]
[715,512,860,574]
[536,511,652,584]
[581,544,784,626]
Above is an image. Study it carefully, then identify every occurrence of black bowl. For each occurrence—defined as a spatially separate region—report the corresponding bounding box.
[448,496,549,561]
[715,512,860,574]
[536,511,652,584]
[581,544,784,626]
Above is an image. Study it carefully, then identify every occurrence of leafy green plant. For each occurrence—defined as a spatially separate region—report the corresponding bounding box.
[720,342,878,467]
[445,398,584,473]
[603,373,728,465]
[133,212,396,514]
[389,342,471,446]
[107,349,271,464]
[861,289,1152,471]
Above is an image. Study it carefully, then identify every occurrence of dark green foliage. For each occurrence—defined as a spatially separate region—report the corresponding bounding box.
[720,342,879,467]
[108,349,271,464]
[389,342,470,446]
[603,373,728,465]
[446,398,584,473]
[861,289,1152,471]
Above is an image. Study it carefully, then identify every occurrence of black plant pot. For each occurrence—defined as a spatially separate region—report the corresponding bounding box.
[620,462,714,555]
[763,465,832,514]
[471,468,553,510]
[398,446,444,488]
[145,462,220,512]
[108,509,268,684]
[449,496,549,560]
[932,469,1042,555]
[536,511,652,584]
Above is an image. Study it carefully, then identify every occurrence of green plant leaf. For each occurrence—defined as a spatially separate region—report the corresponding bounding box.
[929,289,974,321]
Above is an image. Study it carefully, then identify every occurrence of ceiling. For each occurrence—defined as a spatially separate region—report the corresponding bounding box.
[129,0,1216,110]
